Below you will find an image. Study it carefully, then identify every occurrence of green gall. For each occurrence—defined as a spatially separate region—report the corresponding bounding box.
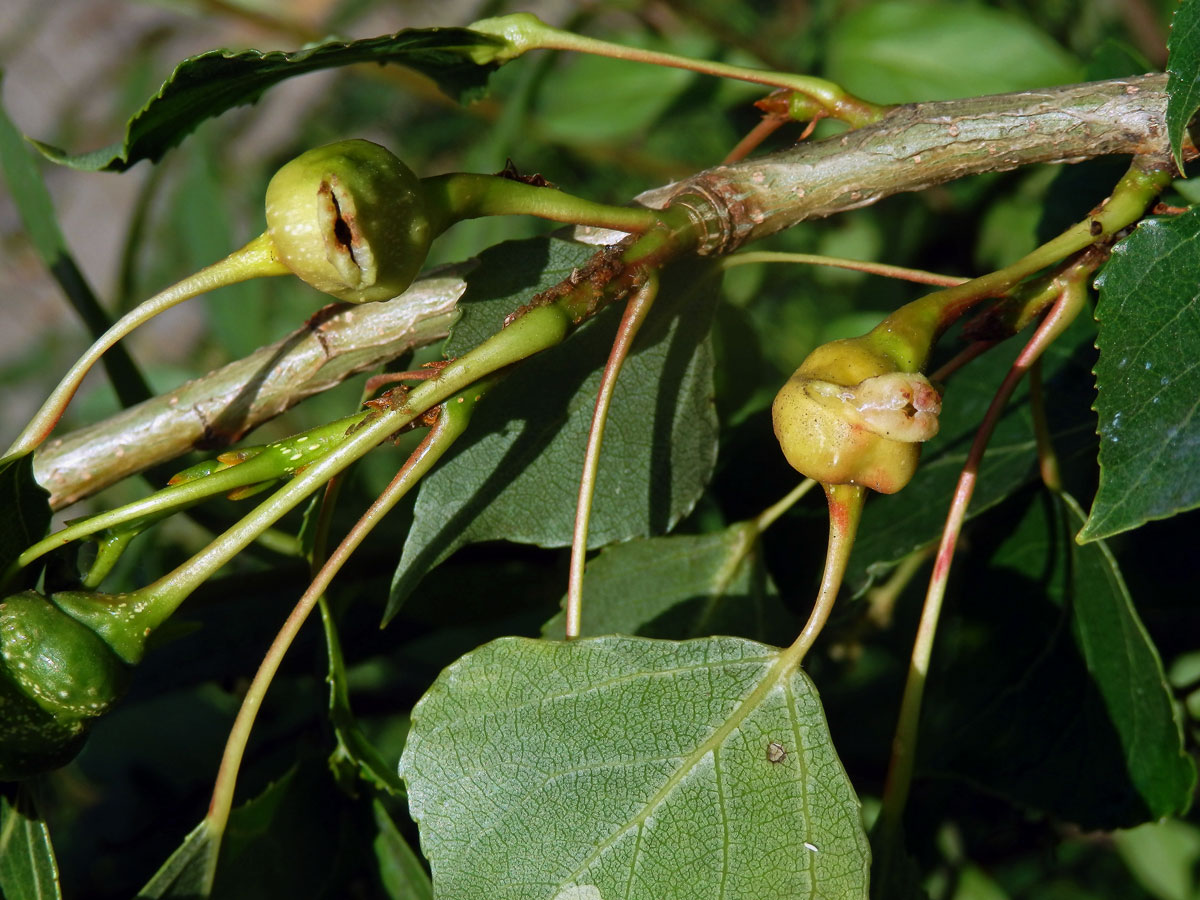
[265,140,431,303]
[0,591,132,780]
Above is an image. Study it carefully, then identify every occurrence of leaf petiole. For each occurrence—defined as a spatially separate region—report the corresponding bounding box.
[721,251,968,287]
[879,252,1094,841]
[203,378,491,876]
[467,13,889,127]
[422,173,662,236]
[778,482,867,672]
[566,271,660,639]
[6,233,289,457]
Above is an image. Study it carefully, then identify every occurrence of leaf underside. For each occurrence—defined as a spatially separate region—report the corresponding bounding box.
[33,27,502,172]
[1083,212,1200,541]
[399,635,870,900]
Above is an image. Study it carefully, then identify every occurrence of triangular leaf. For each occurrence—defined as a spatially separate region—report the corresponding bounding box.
[400,635,870,899]
[33,28,503,172]
[136,820,220,899]
[386,241,720,618]
[1082,211,1200,541]
[1167,0,1200,170]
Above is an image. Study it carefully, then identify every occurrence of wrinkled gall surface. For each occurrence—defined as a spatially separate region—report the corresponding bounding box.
[265,139,431,303]
[773,338,941,493]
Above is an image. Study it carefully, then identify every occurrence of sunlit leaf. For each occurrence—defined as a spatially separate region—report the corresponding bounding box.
[826,0,1080,104]
[400,635,869,899]
[535,42,695,144]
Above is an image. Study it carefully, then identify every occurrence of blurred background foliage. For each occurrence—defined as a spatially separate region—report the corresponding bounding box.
[1,0,1197,897]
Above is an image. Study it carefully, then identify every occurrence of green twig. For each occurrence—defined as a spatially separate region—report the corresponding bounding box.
[10,412,371,580]
[79,206,697,643]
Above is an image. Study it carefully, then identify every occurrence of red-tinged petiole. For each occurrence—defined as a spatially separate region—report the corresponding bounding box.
[565,271,660,639]
[721,251,969,288]
[363,368,440,396]
[878,256,1093,841]
[928,340,997,382]
[723,115,789,165]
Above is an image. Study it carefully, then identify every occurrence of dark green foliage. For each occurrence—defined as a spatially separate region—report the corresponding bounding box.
[1168,0,1200,167]
[1083,210,1200,540]
[2,1,1198,898]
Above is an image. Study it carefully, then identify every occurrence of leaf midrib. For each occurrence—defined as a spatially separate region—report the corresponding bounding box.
[557,647,801,892]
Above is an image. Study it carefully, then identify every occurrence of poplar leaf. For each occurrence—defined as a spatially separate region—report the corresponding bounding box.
[400,635,869,900]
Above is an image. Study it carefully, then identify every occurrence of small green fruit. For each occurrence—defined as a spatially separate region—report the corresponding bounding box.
[772,338,941,494]
[0,591,132,779]
[265,140,431,303]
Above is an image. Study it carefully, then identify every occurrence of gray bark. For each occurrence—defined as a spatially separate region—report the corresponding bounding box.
[35,74,1183,508]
